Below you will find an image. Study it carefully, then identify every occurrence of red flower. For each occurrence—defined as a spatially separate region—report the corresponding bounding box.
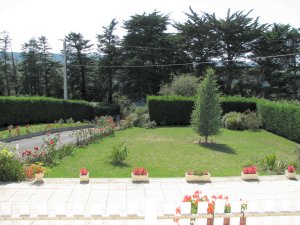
[243,166,257,174]
[80,168,88,175]
[133,168,148,175]
[183,195,191,202]
[34,146,39,151]
[49,139,54,145]
[288,165,296,173]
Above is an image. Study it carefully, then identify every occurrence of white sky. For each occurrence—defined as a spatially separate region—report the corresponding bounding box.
[1,0,300,53]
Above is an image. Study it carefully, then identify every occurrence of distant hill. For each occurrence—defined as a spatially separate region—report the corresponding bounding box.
[12,52,63,63]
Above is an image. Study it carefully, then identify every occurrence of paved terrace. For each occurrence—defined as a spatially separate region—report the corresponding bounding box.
[0,176,299,224]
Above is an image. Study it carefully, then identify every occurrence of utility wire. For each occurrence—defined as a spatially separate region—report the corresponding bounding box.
[68,52,300,69]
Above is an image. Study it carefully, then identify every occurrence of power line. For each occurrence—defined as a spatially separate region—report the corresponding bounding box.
[68,52,300,69]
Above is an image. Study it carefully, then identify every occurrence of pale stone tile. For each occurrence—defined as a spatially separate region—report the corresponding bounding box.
[48,189,72,202]
[29,189,54,202]
[9,188,37,201]
[88,189,108,202]
[0,188,18,201]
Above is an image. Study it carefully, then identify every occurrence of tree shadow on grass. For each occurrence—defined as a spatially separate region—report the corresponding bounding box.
[200,143,236,154]
[110,161,130,168]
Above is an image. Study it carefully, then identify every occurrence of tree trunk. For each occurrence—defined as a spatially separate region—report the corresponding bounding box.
[205,136,208,144]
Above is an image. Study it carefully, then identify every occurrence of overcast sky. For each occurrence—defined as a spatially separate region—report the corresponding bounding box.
[1,0,300,53]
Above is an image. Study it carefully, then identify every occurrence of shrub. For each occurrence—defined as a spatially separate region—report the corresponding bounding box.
[0,96,119,127]
[222,112,245,130]
[108,142,129,165]
[243,111,262,130]
[259,154,287,175]
[0,148,24,181]
[159,73,200,97]
[257,99,300,142]
[145,121,157,129]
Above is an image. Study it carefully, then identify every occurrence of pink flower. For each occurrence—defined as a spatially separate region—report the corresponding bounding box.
[34,146,39,151]
[288,165,296,173]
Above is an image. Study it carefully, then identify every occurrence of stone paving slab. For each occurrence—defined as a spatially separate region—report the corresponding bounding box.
[0,176,300,225]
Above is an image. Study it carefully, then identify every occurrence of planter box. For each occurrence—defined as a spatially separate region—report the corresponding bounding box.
[285,170,296,179]
[80,173,89,182]
[35,172,44,181]
[131,173,149,182]
[241,172,259,180]
[185,173,211,182]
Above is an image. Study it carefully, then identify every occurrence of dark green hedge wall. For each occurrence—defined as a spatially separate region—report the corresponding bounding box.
[257,100,300,143]
[148,96,257,125]
[0,96,119,127]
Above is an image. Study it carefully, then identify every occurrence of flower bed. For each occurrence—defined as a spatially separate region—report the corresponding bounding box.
[241,166,259,180]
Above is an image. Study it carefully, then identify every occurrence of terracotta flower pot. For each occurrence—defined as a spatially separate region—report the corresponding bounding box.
[223,217,230,225]
[207,218,213,225]
[240,216,247,225]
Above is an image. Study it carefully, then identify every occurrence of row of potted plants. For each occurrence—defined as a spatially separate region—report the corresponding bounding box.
[30,165,297,183]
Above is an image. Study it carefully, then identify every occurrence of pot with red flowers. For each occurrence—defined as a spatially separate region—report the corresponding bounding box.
[241,166,259,180]
[132,168,149,182]
[79,167,89,182]
[285,165,296,179]
[185,170,211,182]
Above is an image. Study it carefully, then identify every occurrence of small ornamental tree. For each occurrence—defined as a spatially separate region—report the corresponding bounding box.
[191,68,222,143]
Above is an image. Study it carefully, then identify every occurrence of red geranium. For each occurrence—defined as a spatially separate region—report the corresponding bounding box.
[80,168,89,175]
[34,146,39,151]
[49,139,54,145]
[243,166,257,174]
[132,168,148,175]
[288,165,296,173]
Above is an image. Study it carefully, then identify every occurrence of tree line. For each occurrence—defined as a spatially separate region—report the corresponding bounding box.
[0,8,299,102]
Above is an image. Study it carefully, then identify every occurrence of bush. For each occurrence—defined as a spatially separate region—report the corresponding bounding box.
[222,112,245,130]
[108,142,129,165]
[222,111,261,130]
[221,96,257,115]
[257,99,300,142]
[0,96,119,127]
[145,121,157,129]
[159,73,200,97]
[0,147,24,181]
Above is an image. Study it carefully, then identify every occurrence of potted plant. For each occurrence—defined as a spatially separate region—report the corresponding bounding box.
[241,166,258,180]
[285,165,296,179]
[24,162,47,181]
[185,170,211,182]
[80,167,89,182]
[132,168,149,182]
[240,201,248,225]
[224,202,231,225]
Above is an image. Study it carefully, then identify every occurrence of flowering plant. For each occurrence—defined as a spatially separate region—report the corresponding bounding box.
[287,165,296,173]
[133,168,148,175]
[243,166,257,174]
[80,167,89,175]
[224,202,231,213]
[24,162,47,179]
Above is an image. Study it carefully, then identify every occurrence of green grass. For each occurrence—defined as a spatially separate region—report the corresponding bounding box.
[0,122,89,139]
[47,127,298,178]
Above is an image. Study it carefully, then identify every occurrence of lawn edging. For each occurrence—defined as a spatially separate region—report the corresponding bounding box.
[1,124,95,142]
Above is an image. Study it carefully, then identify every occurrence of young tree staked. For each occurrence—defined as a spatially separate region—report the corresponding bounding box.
[191,68,222,143]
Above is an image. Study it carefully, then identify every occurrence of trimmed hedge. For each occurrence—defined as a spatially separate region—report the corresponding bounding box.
[0,96,119,127]
[257,100,300,143]
[148,96,257,125]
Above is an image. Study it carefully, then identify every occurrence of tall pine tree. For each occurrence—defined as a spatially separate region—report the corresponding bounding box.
[191,68,222,143]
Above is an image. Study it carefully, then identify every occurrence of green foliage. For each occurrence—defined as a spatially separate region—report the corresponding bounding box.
[257,99,300,142]
[0,96,119,127]
[148,96,257,125]
[191,68,222,142]
[159,73,200,96]
[108,142,129,165]
[148,95,195,125]
[222,112,245,130]
[222,111,261,130]
[145,121,157,129]
[259,154,287,175]
[0,148,24,181]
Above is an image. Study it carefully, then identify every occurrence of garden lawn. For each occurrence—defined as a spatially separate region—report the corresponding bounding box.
[47,127,298,178]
